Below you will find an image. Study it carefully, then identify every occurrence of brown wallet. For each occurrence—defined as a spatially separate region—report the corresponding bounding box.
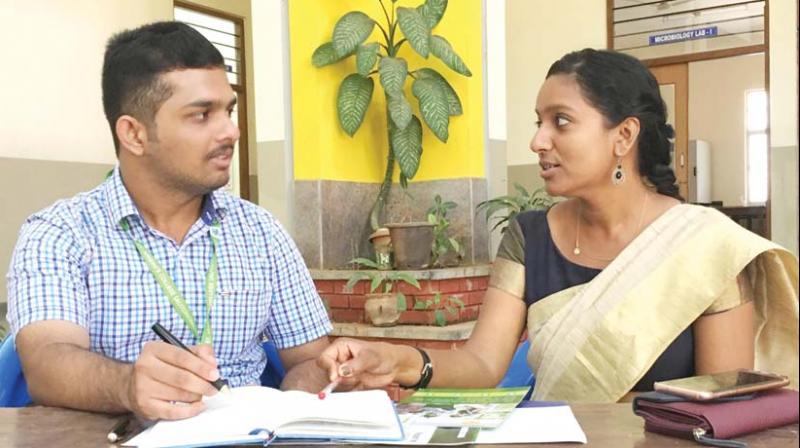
[632,388,799,448]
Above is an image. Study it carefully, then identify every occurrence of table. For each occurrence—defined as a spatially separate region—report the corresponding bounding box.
[0,404,797,447]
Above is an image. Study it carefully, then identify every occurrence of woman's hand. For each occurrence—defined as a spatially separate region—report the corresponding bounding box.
[316,338,400,390]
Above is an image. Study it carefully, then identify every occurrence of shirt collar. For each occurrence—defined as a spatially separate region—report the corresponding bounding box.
[105,166,228,229]
[200,192,227,225]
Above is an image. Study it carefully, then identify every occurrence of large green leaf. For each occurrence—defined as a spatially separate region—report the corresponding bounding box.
[337,74,374,136]
[312,42,349,67]
[396,293,408,311]
[350,257,379,269]
[356,42,380,75]
[429,35,472,76]
[370,275,382,293]
[396,7,430,58]
[412,78,449,142]
[399,172,409,189]
[415,68,462,115]
[345,271,370,292]
[434,309,446,326]
[390,115,422,179]
[417,0,448,29]
[332,11,375,57]
[392,272,421,289]
[378,57,408,97]
[387,94,412,130]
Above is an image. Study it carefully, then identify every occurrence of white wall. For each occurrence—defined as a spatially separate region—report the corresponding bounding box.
[768,0,799,256]
[0,0,255,165]
[0,0,173,164]
[251,0,292,227]
[768,0,799,148]
[505,0,607,172]
[688,53,765,207]
[486,0,506,142]
[252,0,287,142]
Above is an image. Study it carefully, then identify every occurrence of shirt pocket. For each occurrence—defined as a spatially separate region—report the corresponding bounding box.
[212,254,271,359]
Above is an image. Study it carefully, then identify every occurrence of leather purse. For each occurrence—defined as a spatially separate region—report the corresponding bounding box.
[632,388,799,448]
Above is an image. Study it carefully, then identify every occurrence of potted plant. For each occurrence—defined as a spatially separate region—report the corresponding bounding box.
[426,194,462,267]
[312,0,472,231]
[385,221,435,269]
[368,227,392,270]
[346,257,421,326]
[476,183,555,233]
[412,292,465,326]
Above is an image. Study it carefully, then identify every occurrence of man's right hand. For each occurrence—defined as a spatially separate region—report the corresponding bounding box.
[122,341,221,420]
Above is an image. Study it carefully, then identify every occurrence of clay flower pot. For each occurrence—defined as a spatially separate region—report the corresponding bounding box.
[385,222,434,270]
[364,293,402,327]
[368,227,392,270]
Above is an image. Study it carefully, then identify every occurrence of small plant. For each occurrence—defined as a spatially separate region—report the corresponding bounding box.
[426,194,463,267]
[475,183,555,232]
[346,257,421,312]
[413,292,465,326]
[312,0,472,230]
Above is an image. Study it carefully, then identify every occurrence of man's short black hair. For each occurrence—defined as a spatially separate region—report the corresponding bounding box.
[102,21,225,154]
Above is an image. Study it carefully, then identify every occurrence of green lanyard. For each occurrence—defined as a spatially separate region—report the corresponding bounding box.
[120,218,220,345]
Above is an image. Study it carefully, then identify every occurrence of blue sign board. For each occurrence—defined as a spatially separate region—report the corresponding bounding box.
[649,26,718,46]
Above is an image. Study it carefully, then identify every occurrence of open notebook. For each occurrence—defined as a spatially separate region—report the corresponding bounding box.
[125,386,404,447]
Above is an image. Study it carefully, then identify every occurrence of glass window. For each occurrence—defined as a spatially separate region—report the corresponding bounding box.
[175,6,242,86]
[745,90,768,204]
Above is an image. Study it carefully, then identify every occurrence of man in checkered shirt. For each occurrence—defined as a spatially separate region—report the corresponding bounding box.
[7,21,333,420]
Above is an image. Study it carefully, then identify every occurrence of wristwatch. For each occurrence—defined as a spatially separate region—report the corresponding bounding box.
[400,347,433,390]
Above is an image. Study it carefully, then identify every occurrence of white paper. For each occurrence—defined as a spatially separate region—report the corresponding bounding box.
[475,406,587,444]
[392,405,587,445]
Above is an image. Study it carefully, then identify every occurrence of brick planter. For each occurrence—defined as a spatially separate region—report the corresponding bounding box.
[311,265,490,327]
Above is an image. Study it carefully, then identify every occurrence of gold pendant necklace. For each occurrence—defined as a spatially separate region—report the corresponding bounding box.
[573,192,650,262]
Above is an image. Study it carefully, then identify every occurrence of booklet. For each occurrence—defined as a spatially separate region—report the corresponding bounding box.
[397,402,588,445]
[124,386,404,448]
[396,387,529,429]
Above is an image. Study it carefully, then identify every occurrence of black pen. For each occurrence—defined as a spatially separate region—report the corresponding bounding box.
[107,415,132,443]
[151,322,230,393]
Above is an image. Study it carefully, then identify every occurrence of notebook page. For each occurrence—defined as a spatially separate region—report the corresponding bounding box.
[125,387,402,446]
[274,390,402,439]
[126,387,277,447]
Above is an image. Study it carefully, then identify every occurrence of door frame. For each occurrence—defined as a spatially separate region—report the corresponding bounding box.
[606,0,772,238]
[649,64,689,200]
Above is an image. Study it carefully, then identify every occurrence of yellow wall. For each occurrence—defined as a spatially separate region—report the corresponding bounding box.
[288,0,484,182]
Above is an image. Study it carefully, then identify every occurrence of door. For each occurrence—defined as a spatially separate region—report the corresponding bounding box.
[650,63,689,200]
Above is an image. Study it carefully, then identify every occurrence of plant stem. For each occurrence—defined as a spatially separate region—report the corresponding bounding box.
[375,22,390,46]
[369,93,397,230]
[394,38,407,53]
[378,0,391,30]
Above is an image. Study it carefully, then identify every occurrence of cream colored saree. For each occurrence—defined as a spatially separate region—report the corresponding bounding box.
[525,204,798,402]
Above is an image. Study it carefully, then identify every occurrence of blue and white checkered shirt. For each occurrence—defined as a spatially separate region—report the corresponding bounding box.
[7,168,332,387]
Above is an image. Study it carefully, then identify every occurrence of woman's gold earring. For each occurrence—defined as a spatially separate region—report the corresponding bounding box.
[612,159,625,185]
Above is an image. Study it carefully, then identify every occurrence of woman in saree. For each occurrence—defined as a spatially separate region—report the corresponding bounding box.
[317,49,799,402]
